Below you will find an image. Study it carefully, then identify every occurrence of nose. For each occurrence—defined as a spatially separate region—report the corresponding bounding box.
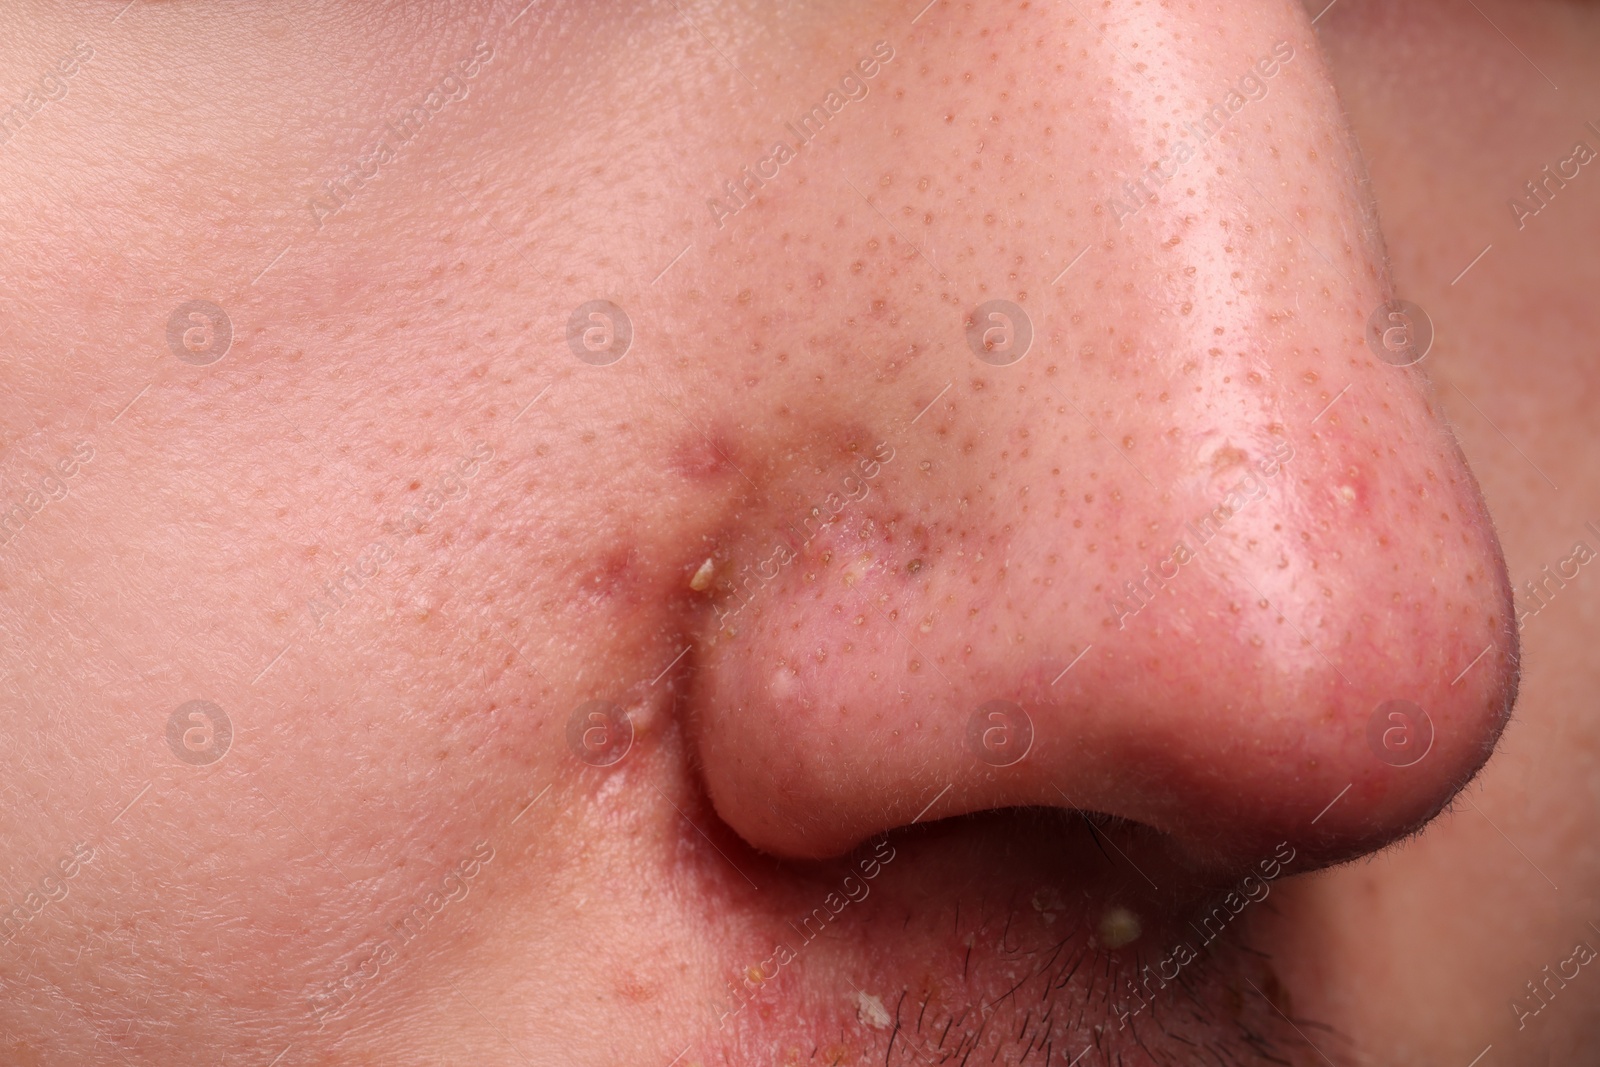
[680,2,1518,874]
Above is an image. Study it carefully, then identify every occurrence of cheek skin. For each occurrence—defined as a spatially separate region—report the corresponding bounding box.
[679,2,1516,870]
[0,2,1523,1063]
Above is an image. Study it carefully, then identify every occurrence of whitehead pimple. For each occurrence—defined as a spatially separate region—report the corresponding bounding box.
[1098,906,1142,950]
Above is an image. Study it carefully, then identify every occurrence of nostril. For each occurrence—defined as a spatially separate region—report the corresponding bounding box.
[684,399,1520,873]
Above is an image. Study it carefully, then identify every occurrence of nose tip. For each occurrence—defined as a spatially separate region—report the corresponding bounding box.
[684,422,1510,870]
[687,411,1518,871]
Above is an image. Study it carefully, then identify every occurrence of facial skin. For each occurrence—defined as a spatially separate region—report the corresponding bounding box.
[0,0,1592,1064]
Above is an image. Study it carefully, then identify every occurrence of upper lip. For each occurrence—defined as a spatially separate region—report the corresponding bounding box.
[686,805,1321,1067]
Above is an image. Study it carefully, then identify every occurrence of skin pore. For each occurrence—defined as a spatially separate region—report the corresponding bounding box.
[0,1,1593,1065]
